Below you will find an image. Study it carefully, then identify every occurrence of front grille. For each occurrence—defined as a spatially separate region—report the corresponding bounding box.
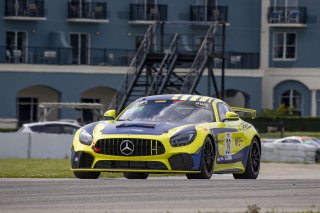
[94,160,168,170]
[95,138,165,156]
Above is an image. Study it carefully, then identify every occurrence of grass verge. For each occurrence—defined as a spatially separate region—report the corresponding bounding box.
[0,158,122,178]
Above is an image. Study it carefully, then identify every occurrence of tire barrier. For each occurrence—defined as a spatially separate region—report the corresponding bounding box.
[262,142,319,163]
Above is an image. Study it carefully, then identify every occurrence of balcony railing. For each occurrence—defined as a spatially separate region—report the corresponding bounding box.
[268,7,307,24]
[5,0,45,18]
[214,52,260,69]
[67,2,107,20]
[190,6,228,22]
[130,4,167,21]
[0,46,259,69]
[0,46,135,66]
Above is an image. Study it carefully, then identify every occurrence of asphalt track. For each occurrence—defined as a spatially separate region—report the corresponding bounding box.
[1,163,320,213]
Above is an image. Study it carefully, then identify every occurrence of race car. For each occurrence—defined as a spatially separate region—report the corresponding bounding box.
[71,94,261,179]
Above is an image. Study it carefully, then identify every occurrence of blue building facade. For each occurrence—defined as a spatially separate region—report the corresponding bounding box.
[0,0,318,127]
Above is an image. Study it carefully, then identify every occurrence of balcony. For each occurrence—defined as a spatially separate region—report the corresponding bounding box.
[0,46,259,69]
[268,7,307,27]
[0,46,135,66]
[214,52,260,69]
[190,5,228,23]
[4,0,46,21]
[67,2,108,23]
[129,4,167,24]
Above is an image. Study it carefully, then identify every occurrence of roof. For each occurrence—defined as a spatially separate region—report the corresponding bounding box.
[140,94,217,103]
[23,121,81,128]
[38,102,104,110]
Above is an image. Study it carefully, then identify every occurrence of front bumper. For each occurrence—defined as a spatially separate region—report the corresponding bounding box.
[71,149,202,173]
[71,130,207,173]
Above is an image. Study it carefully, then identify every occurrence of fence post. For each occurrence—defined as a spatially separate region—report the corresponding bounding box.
[27,133,31,159]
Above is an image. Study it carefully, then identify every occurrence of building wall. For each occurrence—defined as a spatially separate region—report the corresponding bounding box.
[0,0,319,122]
[0,71,123,119]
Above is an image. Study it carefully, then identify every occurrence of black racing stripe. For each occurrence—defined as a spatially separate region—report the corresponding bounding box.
[186,95,193,101]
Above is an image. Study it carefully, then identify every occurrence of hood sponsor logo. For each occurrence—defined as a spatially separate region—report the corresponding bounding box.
[120,140,135,155]
[129,129,143,132]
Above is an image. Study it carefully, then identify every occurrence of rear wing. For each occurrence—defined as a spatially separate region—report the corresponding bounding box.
[231,107,256,119]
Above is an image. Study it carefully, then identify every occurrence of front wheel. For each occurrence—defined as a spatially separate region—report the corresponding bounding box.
[233,137,260,179]
[186,137,215,179]
[74,171,100,179]
[123,172,149,179]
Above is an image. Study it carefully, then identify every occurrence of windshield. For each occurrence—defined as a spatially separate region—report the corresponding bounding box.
[118,100,215,123]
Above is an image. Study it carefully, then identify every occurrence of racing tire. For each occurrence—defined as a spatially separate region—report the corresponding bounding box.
[233,137,260,179]
[74,171,100,179]
[186,137,215,179]
[123,172,149,179]
[315,151,320,163]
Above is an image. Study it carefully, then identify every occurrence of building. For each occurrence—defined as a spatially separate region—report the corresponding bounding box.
[0,0,319,128]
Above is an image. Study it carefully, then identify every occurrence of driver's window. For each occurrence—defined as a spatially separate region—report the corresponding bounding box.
[217,103,230,122]
[287,139,300,144]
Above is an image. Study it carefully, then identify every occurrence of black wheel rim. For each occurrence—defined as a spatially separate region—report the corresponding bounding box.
[251,141,260,174]
[204,141,214,173]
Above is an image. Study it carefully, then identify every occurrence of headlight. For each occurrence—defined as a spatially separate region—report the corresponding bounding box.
[170,131,196,147]
[79,130,93,145]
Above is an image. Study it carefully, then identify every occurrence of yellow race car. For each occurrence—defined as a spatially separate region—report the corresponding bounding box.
[71,94,261,179]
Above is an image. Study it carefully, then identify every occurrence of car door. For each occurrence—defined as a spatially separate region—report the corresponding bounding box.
[213,102,246,172]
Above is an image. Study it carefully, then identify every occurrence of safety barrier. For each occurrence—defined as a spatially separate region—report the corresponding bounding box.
[0,133,319,163]
[262,142,318,163]
[0,133,73,159]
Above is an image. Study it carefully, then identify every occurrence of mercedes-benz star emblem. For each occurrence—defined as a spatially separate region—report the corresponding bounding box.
[120,140,135,156]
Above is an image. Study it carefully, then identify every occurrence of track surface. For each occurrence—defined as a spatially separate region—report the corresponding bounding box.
[1,163,320,213]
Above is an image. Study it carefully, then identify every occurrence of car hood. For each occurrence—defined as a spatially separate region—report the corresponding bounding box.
[99,121,194,136]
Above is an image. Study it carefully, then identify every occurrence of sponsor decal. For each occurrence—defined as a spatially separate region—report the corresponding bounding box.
[225,133,232,159]
[155,100,167,103]
[195,102,208,108]
[235,137,244,147]
[240,121,253,131]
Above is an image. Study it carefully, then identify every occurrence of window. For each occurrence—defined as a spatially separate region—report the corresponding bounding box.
[217,103,230,122]
[81,98,100,124]
[273,32,296,60]
[281,89,302,115]
[282,139,300,144]
[272,0,298,7]
[6,31,27,63]
[17,97,38,126]
[70,33,90,65]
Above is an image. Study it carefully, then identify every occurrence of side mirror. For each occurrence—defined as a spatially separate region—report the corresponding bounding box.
[222,111,239,122]
[104,109,116,120]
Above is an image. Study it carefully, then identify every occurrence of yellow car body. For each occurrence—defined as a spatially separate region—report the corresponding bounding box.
[71,94,261,179]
